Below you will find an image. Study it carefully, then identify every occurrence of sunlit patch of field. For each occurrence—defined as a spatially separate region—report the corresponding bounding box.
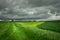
[15,21,44,27]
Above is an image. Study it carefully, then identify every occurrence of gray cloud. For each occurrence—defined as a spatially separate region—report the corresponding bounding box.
[0,0,60,20]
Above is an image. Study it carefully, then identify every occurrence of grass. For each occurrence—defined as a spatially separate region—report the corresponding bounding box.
[24,27,60,40]
[15,21,44,27]
[0,21,60,40]
[37,21,60,33]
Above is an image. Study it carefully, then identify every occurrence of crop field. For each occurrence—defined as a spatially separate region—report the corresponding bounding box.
[0,21,60,40]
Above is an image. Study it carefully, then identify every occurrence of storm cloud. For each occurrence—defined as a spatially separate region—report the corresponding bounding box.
[0,0,60,21]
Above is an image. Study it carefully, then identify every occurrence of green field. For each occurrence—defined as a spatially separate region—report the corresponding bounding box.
[0,21,60,40]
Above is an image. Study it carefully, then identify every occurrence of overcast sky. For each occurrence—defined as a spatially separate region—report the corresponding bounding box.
[0,0,60,20]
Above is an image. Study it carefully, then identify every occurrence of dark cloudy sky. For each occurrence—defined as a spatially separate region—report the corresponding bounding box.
[0,0,60,20]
